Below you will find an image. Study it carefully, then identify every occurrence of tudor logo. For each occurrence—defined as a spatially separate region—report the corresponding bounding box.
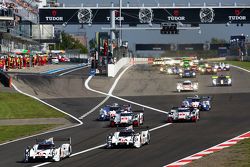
[52,10,57,17]
[228,9,246,21]
[234,9,241,16]
[45,9,63,21]
[168,9,185,21]
[173,10,179,17]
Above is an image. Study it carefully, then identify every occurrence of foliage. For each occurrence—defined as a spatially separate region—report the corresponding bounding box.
[211,37,227,44]
[89,38,97,50]
[0,92,65,119]
[0,125,59,143]
[56,31,88,54]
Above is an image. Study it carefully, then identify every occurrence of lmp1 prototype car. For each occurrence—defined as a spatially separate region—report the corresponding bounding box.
[98,103,131,121]
[200,65,217,75]
[160,66,183,75]
[167,107,200,122]
[24,138,71,162]
[110,110,144,127]
[106,126,150,148]
[212,75,232,86]
[215,62,230,71]
[179,69,196,78]
[176,80,198,92]
[181,95,211,111]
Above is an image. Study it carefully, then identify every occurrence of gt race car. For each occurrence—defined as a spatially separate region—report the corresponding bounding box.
[181,95,211,111]
[177,80,198,92]
[24,137,71,162]
[110,110,144,127]
[167,107,200,122]
[179,69,196,78]
[200,66,217,75]
[106,126,150,148]
[98,103,131,121]
[212,75,232,86]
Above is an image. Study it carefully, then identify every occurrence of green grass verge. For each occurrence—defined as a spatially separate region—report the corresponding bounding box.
[222,138,250,167]
[223,61,250,70]
[0,92,65,119]
[0,124,59,144]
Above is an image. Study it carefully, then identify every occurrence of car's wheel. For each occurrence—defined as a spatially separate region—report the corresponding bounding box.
[110,121,115,127]
[146,134,150,145]
[167,117,173,123]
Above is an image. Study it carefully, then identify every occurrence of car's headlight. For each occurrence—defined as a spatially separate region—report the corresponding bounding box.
[205,64,208,67]
[190,62,194,66]
[160,67,163,72]
[213,79,217,85]
[193,84,198,89]
[228,79,232,84]
[179,69,183,73]
[167,68,172,73]
[201,69,205,72]
[213,68,217,72]
[192,72,196,76]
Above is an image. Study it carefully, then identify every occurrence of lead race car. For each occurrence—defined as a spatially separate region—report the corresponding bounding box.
[176,80,198,92]
[182,95,211,111]
[212,75,232,86]
[24,137,71,162]
[106,126,150,148]
[167,107,200,123]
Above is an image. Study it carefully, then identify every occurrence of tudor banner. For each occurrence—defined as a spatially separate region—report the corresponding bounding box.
[39,8,250,25]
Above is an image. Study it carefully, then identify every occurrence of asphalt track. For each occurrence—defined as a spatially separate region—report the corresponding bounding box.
[1,64,250,167]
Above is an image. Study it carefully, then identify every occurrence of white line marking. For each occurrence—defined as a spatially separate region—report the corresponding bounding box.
[230,64,250,73]
[0,84,83,147]
[79,96,110,119]
[58,65,90,77]
[34,64,172,167]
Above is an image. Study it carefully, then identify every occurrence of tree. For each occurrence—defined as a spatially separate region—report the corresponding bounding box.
[88,38,97,50]
[211,38,227,44]
[55,31,88,54]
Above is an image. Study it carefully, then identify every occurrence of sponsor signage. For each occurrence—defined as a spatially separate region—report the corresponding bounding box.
[39,8,250,24]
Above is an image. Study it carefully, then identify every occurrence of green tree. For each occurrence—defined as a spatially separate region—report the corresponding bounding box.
[56,31,88,54]
[211,38,227,44]
[88,38,97,50]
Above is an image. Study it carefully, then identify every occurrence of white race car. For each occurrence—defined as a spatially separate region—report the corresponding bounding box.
[24,137,71,162]
[167,107,200,122]
[176,80,198,92]
[106,126,150,148]
[110,110,144,127]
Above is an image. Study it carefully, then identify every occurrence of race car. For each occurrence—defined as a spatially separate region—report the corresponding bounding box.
[160,66,182,75]
[106,126,150,148]
[167,107,200,122]
[110,110,144,127]
[176,80,198,92]
[212,75,232,86]
[179,69,196,78]
[98,103,131,121]
[216,62,230,71]
[200,65,217,75]
[24,137,71,162]
[181,95,211,111]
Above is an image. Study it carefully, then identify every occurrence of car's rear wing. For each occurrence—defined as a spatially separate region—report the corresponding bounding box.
[212,76,218,79]
[36,137,71,144]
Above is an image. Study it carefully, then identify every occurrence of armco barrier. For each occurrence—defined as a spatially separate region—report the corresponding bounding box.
[0,71,12,87]
[108,58,130,77]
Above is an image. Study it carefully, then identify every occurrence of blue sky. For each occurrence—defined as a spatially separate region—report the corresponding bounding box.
[58,0,250,49]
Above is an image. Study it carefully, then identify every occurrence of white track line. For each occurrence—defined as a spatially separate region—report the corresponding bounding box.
[0,84,83,147]
[164,64,250,167]
[58,65,90,77]
[230,64,250,73]
[34,64,172,167]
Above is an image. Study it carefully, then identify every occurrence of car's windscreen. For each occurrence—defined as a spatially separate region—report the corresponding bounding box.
[120,113,133,116]
[110,107,120,111]
[178,109,190,112]
[38,144,55,150]
[119,132,133,137]
[183,83,191,85]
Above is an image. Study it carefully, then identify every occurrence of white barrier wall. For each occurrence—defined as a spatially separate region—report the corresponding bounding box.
[108,57,130,77]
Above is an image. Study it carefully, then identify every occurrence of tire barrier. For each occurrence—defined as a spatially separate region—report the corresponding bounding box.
[0,71,12,87]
